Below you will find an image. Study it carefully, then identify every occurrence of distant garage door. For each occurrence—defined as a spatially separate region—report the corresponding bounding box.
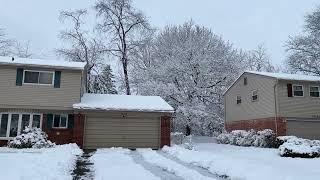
[84,112,160,149]
[287,119,320,140]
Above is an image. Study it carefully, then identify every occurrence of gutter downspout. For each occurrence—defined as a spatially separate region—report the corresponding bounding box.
[273,79,278,135]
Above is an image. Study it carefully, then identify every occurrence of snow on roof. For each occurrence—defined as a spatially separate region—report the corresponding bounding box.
[245,71,320,82]
[0,56,86,70]
[73,93,174,113]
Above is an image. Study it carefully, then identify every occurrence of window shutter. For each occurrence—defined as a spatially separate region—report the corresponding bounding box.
[68,114,74,129]
[287,83,293,97]
[16,68,24,86]
[47,114,53,129]
[54,71,61,88]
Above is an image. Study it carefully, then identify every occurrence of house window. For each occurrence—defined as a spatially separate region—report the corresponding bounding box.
[293,85,304,97]
[0,113,42,139]
[53,114,68,128]
[252,90,258,102]
[236,96,241,104]
[310,86,319,97]
[23,70,54,85]
[244,77,247,85]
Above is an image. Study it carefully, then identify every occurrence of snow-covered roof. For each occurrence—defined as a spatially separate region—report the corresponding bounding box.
[245,71,320,82]
[73,93,174,113]
[0,56,86,70]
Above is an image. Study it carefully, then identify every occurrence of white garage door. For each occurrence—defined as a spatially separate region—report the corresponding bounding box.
[84,113,160,149]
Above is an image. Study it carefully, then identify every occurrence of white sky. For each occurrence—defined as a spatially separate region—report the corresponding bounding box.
[0,0,319,65]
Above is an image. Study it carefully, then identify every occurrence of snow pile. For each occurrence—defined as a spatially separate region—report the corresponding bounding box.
[171,133,194,149]
[0,143,82,180]
[217,129,277,148]
[8,127,55,149]
[163,143,320,180]
[91,148,159,180]
[137,149,215,180]
[278,136,320,158]
[73,93,174,112]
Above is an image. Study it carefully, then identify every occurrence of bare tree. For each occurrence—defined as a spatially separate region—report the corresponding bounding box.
[13,41,32,58]
[246,44,277,72]
[0,28,13,56]
[286,6,320,75]
[57,9,107,93]
[95,0,151,95]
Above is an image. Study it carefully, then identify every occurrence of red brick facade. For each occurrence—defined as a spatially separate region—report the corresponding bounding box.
[225,117,287,136]
[160,116,171,148]
[43,113,85,148]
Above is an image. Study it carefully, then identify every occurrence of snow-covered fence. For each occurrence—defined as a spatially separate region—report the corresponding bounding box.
[217,129,278,148]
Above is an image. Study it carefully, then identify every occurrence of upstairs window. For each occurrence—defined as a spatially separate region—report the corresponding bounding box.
[293,85,303,97]
[244,77,247,85]
[23,70,54,85]
[310,86,319,97]
[252,90,258,102]
[236,96,241,104]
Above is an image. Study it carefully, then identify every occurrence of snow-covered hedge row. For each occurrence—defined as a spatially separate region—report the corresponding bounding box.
[217,129,277,148]
[278,136,320,158]
[8,127,55,149]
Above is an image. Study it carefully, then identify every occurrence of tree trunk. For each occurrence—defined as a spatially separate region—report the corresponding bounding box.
[122,59,131,95]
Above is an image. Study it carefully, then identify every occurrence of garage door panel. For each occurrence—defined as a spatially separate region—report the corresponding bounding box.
[84,114,160,149]
[287,120,320,140]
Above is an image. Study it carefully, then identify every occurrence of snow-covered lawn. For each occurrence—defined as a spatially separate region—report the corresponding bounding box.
[91,148,159,180]
[163,141,320,180]
[0,144,82,180]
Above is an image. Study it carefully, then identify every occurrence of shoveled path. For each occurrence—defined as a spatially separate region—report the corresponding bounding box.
[72,150,95,180]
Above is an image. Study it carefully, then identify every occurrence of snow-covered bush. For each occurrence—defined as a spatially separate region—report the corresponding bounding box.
[8,127,55,149]
[217,129,277,148]
[171,132,194,150]
[278,136,320,158]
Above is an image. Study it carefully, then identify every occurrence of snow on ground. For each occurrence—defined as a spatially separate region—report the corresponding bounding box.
[137,148,216,180]
[91,148,160,180]
[163,141,320,180]
[0,144,82,180]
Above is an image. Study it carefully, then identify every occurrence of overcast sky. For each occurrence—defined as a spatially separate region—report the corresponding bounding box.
[0,0,319,65]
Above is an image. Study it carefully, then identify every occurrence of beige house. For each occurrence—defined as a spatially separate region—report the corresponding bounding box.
[0,56,173,149]
[224,71,320,140]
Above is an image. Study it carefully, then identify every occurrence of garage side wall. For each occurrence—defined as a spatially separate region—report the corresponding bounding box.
[160,116,171,148]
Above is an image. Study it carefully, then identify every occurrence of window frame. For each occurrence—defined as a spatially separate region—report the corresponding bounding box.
[309,85,320,98]
[236,95,241,104]
[52,114,68,129]
[0,113,42,140]
[292,84,304,97]
[251,90,258,102]
[23,70,55,86]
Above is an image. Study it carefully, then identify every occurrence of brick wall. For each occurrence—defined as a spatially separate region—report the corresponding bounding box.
[160,116,171,148]
[43,113,85,148]
[0,140,7,146]
[225,117,286,136]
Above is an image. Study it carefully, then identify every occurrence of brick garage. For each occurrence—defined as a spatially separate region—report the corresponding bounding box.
[225,117,287,136]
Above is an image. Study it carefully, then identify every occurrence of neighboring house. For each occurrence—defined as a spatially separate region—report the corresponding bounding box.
[224,71,320,140]
[0,56,173,149]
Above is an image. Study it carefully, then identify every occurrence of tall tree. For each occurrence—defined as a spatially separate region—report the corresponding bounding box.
[246,44,277,72]
[57,9,107,93]
[0,28,13,56]
[286,6,320,75]
[95,0,151,95]
[132,22,245,136]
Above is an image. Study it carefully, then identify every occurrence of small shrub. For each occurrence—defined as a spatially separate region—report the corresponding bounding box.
[171,132,194,150]
[8,127,55,149]
[278,136,320,158]
[217,129,277,148]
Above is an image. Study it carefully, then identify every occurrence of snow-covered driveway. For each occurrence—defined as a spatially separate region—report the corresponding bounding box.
[163,142,320,180]
[0,144,82,180]
[90,147,219,180]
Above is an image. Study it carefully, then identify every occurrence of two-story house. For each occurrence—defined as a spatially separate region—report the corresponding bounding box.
[0,56,173,149]
[224,71,320,140]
